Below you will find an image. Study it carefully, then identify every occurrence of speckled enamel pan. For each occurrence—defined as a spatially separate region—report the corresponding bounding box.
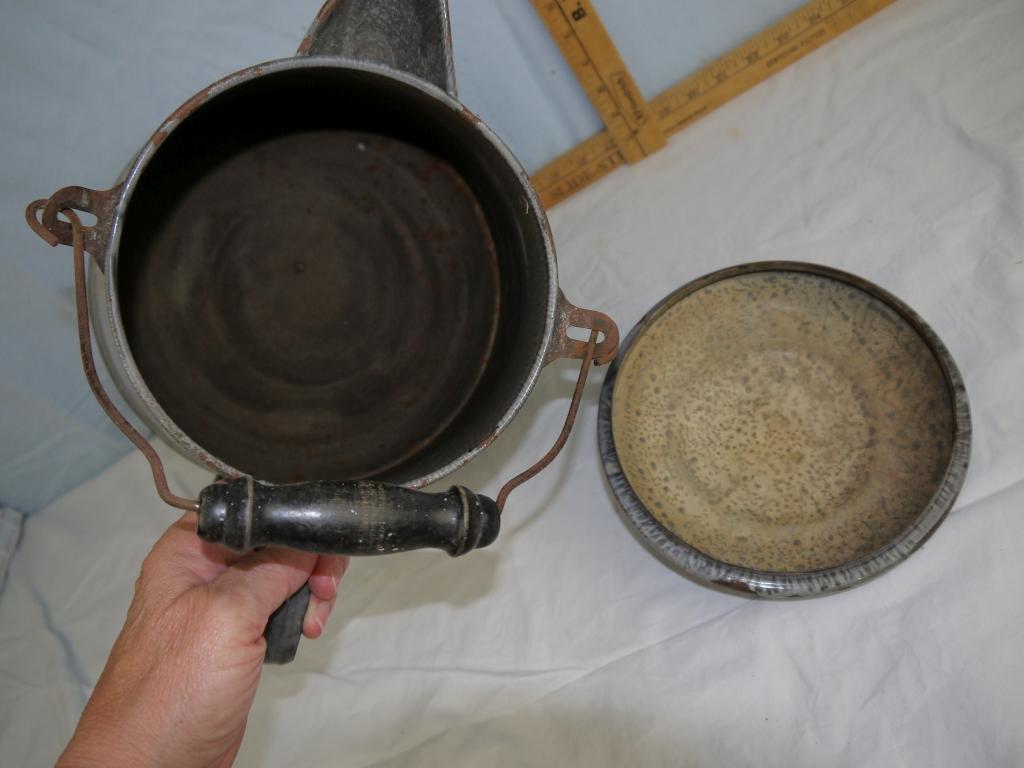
[598,261,970,597]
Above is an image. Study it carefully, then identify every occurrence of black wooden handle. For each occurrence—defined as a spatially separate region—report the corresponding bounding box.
[262,584,310,665]
[197,477,501,664]
[196,477,501,556]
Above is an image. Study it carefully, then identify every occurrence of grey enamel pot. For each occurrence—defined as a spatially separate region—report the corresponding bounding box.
[27,0,618,662]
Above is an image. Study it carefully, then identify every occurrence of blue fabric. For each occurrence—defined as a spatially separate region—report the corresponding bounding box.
[0,508,23,593]
[0,0,801,512]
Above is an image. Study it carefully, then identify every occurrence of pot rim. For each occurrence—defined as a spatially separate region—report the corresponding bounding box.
[98,55,559,486]
[597,260,971,598]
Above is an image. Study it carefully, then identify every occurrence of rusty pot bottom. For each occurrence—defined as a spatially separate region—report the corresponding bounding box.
[119,129,499,482]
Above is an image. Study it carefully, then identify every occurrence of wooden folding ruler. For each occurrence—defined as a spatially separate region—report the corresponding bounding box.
[530,0,899,208]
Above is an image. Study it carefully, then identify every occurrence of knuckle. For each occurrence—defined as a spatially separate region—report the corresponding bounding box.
[208,580,257,622]
[136,551,163,591]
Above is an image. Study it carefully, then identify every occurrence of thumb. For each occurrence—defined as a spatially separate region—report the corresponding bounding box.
[207,547,318,637]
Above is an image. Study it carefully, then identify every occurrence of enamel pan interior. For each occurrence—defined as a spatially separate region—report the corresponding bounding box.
[598,262,970,597]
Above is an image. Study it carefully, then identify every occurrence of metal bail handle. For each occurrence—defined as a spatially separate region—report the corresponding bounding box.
[26,200,198,513]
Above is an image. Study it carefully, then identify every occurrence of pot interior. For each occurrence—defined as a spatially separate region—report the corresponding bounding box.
[117,65,552,483]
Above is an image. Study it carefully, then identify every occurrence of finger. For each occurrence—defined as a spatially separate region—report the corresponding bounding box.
[303,557,348,639]
[208,547,318,634]
[308,556,349,602]
[303,593,338,640]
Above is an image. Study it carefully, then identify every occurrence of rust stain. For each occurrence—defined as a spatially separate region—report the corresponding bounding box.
[457,106,483,127]
[546,291,619,366]
[297,0,344,55]
[422,226,455,243]
[716,579,757,595]
[151,125,173,148]
[151,63,267,150]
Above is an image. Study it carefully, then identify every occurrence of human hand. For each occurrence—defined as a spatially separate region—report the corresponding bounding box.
[56,511,348,768]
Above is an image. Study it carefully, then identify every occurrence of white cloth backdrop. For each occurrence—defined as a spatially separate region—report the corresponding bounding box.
[2,0,1023,765]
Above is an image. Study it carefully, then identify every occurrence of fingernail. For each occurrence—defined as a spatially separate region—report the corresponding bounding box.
[304,597,325,638]
[317,596,334,628]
